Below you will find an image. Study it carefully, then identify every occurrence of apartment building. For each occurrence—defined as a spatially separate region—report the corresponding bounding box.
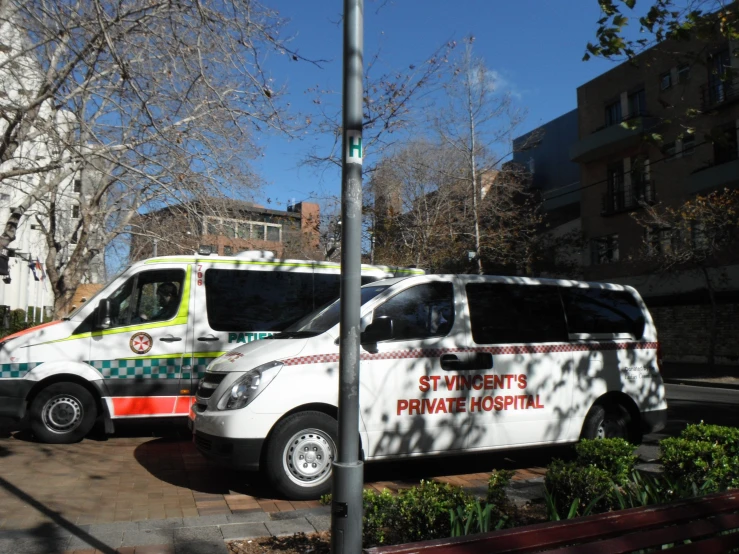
[512,109,582,275]
[130,199,321,261]
[0,10,104,317]
[570,37,739,364]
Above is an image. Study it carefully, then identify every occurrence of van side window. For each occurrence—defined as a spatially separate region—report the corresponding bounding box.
[205,269,340,332]
[373,282,454,341]
[107,269,185,327]
[466,284,567,344]
[561,288,645,338]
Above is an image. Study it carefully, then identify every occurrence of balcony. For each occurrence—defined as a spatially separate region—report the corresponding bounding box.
[570,113,661,164]
[701,80,739,111]
[687,152,739,194]
[602,178,656,216]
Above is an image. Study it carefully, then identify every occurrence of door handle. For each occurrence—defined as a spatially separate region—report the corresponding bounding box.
[160,336,182,342]
[197,335,219,342]
[468,352,493,370]
[440,354,463,371]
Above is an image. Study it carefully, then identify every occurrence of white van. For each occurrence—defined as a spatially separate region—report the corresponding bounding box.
[190,274,668,500]
[0,251,422,443]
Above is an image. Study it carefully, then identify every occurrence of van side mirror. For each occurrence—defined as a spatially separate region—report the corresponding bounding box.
[361,317,393,344]
[96,299,112,329]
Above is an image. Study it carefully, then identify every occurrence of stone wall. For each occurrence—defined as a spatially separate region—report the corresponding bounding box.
[649,302,739,365]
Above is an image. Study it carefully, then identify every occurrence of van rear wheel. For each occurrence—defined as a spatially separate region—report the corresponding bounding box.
[30,383,97,444]
[264,411,338,500]
[581,403,632,441]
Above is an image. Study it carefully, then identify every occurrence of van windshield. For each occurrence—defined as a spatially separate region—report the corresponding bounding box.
[274,285,391,338]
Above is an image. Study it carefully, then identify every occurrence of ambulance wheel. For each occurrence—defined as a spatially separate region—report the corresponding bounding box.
[30,383,98,444]
[581,403,632,441]
[265,411,338,500]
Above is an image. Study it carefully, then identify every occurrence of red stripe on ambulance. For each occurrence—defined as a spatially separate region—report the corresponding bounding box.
[110,396,196,417]
[282,342,658,367]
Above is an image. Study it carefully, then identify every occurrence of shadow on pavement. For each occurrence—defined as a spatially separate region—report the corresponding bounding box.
[0,476,117,554]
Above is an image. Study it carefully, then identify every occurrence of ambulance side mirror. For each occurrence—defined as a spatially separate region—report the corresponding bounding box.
[361,317,393,344]
[96,299,112,329]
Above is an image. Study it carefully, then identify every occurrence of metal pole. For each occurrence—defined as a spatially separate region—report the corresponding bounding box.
[331,0,364,552]
[153,239,158,258]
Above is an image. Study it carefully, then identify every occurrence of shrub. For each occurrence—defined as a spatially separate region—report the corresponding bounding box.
[680,423,739,457]
[544,459,615,518]
[390,480,474,544]
[362,488,396,546]
[449,499,507,537]
[575,438,637,486]
[486,469,514,511]
[659,437,729,491]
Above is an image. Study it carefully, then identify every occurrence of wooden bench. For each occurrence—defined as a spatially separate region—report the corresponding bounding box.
[363,490,739,553]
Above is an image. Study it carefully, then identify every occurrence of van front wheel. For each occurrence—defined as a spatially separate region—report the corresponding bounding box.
[264,411,338,500]
[30,383,97,444]
[581,403,632,441]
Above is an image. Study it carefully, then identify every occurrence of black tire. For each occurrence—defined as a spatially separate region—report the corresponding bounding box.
[580,402,633,442]
[264,411,338,500]
[29,383,98,444]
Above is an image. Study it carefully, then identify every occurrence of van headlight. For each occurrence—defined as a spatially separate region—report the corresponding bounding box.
[217,361,283,410]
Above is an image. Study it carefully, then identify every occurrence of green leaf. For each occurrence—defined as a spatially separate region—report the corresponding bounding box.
[623,0,636,8]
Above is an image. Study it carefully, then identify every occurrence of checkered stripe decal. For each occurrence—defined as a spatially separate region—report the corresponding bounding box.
[0,362,41,379]
[191,357,217,379]
[282,342,659,367]
[90,358,184,379]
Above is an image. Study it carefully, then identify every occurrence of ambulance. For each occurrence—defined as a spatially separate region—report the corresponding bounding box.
[190,274,668,500]
[0,251,423,443]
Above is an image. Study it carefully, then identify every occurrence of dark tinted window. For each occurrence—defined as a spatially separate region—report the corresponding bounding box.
[205,269,340,331]
[374,282,454,341]
[466,283,567,344]
[562,287,645,338]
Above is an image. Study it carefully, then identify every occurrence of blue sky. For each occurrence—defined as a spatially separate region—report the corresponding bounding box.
[250,0,635,211]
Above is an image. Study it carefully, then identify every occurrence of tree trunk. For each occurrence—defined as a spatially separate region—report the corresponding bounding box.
[701,266,717,369]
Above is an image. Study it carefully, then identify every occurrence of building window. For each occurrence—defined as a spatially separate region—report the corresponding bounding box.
[223,246,233,256]
[236,223,250,239]
[663,141,678,160]
[0,193,10,203]
[70,231,78,245]
[223,222,236,238]
[677,64,690,84]
[628,89,646,118]
[252,224,265,241]
[206,220,218,235]
[266,225,280,242]
[659,72,672,91]
[605,100,622,127]
[74,179,82,193]
[713,124,739,165]
[591,234,619,265]
[681,134,696,156]
[71,205,80,219]
[647,227,676,256]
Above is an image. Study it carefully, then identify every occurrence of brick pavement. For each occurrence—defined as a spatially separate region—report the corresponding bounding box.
[0,422,550,534]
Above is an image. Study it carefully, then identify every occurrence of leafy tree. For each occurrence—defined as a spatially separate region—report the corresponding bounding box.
[631,188,739,367]
[586,0,737,62]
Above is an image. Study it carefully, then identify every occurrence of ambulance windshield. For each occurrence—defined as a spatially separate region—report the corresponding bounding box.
[277,284,391,337]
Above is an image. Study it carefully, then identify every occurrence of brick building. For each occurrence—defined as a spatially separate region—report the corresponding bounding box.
[570,36,739,364]
[130,199,321,261]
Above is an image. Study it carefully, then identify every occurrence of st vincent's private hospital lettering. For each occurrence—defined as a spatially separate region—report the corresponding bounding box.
[397,373,544,416]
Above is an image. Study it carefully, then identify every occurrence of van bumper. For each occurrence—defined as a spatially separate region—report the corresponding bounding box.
[193,430,264,471]
[0,380,33,420]
[641,408,667,434]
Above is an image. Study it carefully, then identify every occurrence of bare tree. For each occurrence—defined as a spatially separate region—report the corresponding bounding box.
[432,37,539,274]
[0,0,306,314]
[631,187,739,367]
